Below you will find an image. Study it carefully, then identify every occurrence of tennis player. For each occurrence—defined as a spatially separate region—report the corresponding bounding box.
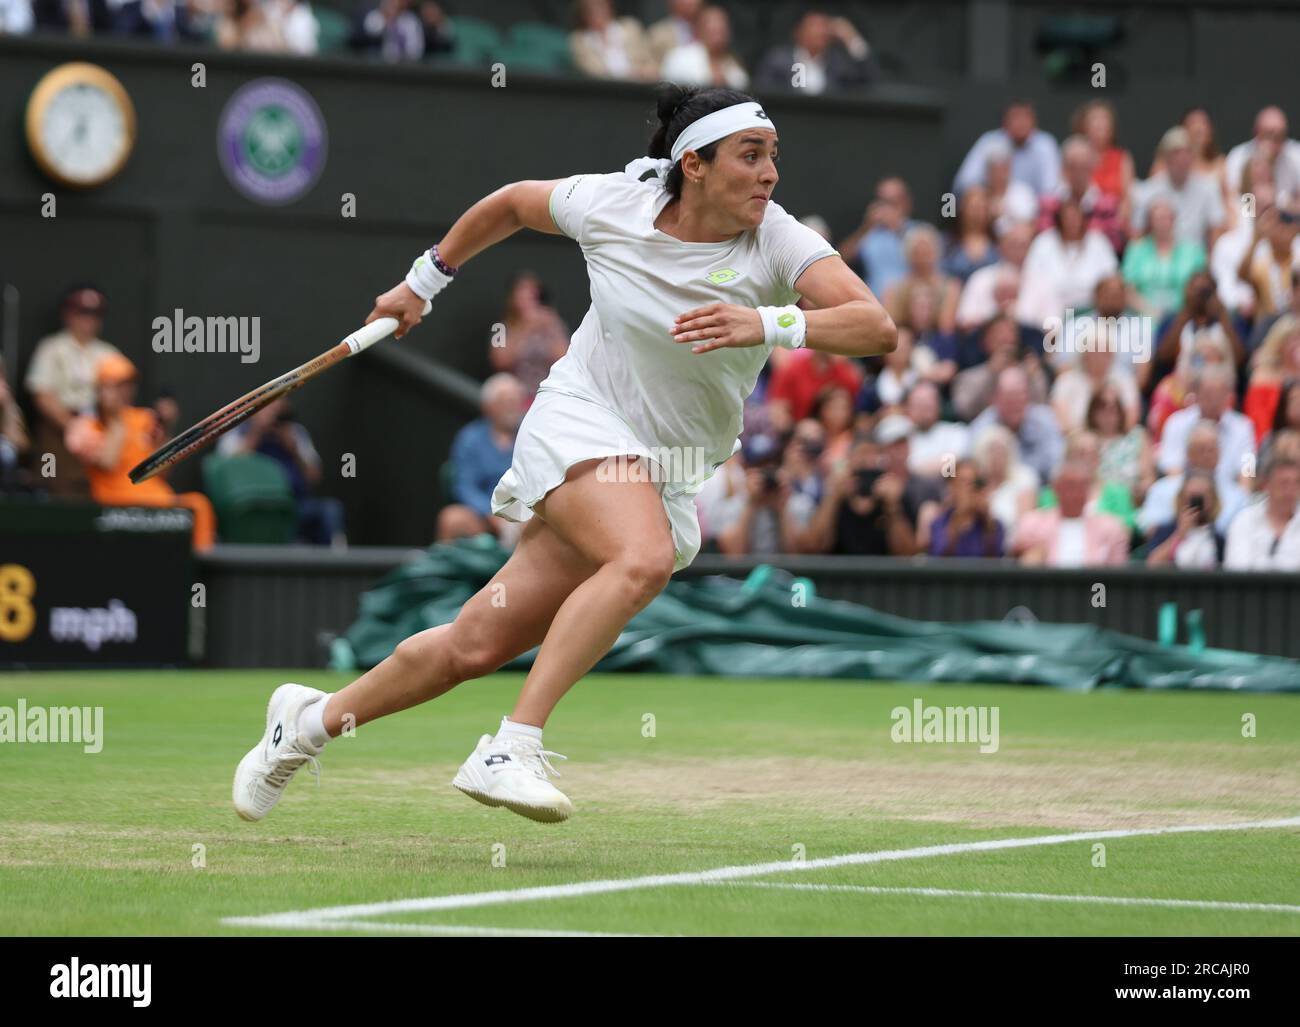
[234,85,897,824]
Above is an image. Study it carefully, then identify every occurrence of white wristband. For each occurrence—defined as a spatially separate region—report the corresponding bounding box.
[405,249,454,301]
[757,305,807,350]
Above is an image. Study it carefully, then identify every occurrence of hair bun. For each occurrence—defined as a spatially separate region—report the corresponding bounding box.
[654,82,692,126]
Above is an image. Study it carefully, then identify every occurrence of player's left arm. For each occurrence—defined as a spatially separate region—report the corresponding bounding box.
[672,255,897,357]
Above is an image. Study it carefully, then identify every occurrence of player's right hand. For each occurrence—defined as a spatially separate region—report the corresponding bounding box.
[367,282,428,339]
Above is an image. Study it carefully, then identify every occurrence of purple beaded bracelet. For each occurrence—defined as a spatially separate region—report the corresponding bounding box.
[431,245,459,278]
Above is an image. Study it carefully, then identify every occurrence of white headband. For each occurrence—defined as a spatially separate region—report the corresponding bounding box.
[670,101,776,163]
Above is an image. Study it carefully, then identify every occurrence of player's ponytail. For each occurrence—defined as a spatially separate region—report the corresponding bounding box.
[647,83,758,200]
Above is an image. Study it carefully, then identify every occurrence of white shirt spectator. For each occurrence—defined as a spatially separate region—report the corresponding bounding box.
[1138,471,1248,535]
[1224,499,1300,570]
[1020,229,1118,319]
[1157,405,1256,480]
[1224,138,1300,203]
[0,0,34,33]
[1131,172,1226,245]
[909,421,971,476]
[1049,368,1141,432]
[661,42,748,89]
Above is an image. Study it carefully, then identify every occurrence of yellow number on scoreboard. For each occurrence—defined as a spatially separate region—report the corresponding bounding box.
[0,564,36,642]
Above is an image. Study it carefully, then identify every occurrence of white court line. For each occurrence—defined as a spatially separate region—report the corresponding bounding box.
[707,882,1300,915]
[221,815,1300,932]
[221,918,653,937]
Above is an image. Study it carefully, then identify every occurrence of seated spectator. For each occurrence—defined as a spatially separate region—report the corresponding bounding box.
[65,355,215,550]
[694,451,744,551]
[942,186,998,283]
[1138,419,1248,537]
[1088,383,1155,507]
[1009,459,1129,566]
[1212,177,1277,319]
[1122,196,1206,321]
[711,453,812,556]
[0,359,30,493]
[1150,107,1226,190]
[972,422,1039,532]
[106,0,179,41]
[489,271,569,400]
[984,144,1040,236]
[24,286,123,499]
[350,0,424,61]
[956,221,1033,333]
[802,424,922,556]
[1050,347,1141,434]
[1147,331,1235,442]
[1245,320,1300,440]
[857,326,918,413]
[1075,99,1135,213]
[416,1,455,57]
[1038,135,1125,252]
[905,381,970,479]
[570,0,657,81]
[1158,364,1255,484]
[1143,271,1246,395]
[1223,106,1300,209]
[217,398,344,546]
[1131,126,1227,249]
[1020,197,1119,319]
[0,0,34,33]
[810,386,854,473]
[661,5,747,88]
[1028,429,1137,533]
[1048,273,1143,379]
[954,100,1061,199]
[884,225,959,335]
[969,365,1064,482]
[890,282,959,386]
[952,317,1048,423]
[767,347,863,422]
[1235,204,1300,321]
[1247,261,1300,355]
[837,177,923,299]
[1224,452,1300,570]
[917,458,1004,558]
[1145,471,1224,568]
[783,418,827,503]
[218,0,316,54]
[436,373,525,543]
[647,0,700,65]
[754,10,877,96]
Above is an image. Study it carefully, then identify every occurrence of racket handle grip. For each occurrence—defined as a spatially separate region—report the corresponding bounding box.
[344,299,434,355]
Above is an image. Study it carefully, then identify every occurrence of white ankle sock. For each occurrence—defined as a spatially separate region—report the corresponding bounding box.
[494,716,542,743]
[298,695,333,749]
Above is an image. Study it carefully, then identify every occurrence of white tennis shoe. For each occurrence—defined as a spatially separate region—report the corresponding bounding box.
[452,733,574,823]
[233,683,326,822]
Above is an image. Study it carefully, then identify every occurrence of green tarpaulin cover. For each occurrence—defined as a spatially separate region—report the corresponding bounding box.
[333,538,1300,692]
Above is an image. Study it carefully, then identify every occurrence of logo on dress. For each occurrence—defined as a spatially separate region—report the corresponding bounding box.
[705,268,743,285]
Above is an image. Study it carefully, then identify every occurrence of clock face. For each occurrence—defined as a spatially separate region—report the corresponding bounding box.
[39,83,130,184]
[26,63,136,189]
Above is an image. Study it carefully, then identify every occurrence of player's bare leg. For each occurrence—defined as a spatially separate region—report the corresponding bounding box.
[512,457,676,726]
[451,457,677,822]
[232,516,596,821]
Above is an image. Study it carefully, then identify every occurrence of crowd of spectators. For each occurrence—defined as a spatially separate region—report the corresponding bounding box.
[445,100,1300,572]
[0,285,344,549]
[1,0,882,92]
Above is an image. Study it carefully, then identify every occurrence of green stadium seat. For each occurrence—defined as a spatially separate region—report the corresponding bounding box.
[315,8,351,55]
[203,453,297,545]
[447,15,504,65]
[502,21,573,73]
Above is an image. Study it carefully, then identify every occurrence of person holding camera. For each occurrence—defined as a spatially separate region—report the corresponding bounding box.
[1143,271,1246,394]
[802,417,934,556]
[1144,470,1224,568]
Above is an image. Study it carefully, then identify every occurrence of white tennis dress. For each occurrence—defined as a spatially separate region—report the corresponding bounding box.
[491,161,837,570]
